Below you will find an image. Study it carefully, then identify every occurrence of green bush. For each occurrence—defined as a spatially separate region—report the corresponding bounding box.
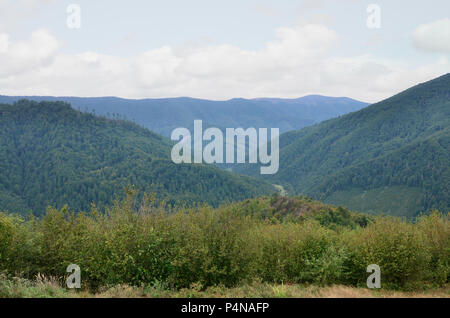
[0,213,38,277]
[254,221,346,285]
[0,197,448,291]
[342,216,439,290]
[168,206,258,288]
[417,211,449,286]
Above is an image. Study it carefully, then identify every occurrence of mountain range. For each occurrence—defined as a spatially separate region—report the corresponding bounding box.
[1,75,448,218]
[0,95,368,137]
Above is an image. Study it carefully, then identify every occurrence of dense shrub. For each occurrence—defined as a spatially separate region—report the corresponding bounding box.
[0,196,448,291]
[341,214,448,290]
[168,207,258,288]
[0,213,38,277]
[253,221,347,285]
[417,211,450,286]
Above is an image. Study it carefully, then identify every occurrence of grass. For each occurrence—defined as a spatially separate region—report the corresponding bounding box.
[1,276,448,298]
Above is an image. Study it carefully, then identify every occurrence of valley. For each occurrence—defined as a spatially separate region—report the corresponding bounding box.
[0,75,448,297]
[235,74,450,218]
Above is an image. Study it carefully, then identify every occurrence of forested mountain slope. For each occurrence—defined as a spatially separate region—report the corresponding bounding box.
[0,100,275,215]
[237,74,450,217]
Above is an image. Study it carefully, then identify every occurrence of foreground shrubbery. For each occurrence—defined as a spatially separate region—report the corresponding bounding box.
[0,193,448,292]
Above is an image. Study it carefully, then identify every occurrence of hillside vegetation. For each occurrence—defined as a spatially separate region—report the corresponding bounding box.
[237,73,450,217]
[0,192,448,292]
[0,100,275,215]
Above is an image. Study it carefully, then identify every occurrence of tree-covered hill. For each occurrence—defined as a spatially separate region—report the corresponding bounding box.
[0,95,368,137]
[236,73,450,217]
[0,100,276,215]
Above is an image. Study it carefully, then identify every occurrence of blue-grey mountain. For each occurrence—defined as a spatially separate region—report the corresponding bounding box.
[0,95,368,137]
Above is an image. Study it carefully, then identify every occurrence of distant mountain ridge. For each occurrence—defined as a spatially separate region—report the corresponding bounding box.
[0,95,369,137]
[235,74,450,217]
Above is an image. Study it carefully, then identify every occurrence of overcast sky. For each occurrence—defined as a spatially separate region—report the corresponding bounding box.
[0,0,449,102]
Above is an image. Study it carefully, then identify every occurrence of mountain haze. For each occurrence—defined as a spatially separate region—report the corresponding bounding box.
[0,95,368,137]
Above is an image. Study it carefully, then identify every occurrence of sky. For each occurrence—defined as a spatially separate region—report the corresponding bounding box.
[0,0,449,102]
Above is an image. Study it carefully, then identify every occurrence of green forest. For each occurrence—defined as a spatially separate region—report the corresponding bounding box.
[236,73,450,217]
[0,100,275,216]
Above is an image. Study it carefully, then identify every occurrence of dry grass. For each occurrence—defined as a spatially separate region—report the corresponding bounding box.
[306,285,449,298]
[0,274,76,298]
[1,275,448,298]
[91,283,450,298]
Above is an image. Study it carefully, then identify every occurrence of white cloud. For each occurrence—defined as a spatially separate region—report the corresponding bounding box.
[0,33,10,53]
[413,18,450,53]
[0,29,61,78]
[0,24,449,102]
